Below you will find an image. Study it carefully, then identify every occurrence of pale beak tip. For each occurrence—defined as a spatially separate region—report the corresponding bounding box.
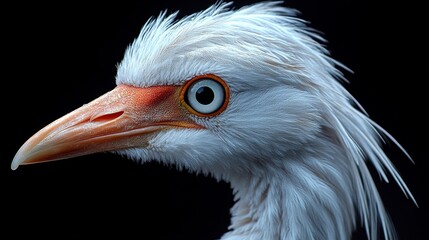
[11,148,26,170]
[11,158,20,170]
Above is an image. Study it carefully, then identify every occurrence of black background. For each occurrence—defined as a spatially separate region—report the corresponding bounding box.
[3,1,426,239]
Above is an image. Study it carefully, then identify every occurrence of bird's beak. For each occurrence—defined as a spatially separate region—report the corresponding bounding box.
[11,84,201,170]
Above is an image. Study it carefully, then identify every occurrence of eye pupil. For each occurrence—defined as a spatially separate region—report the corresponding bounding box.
[196,86,215,105]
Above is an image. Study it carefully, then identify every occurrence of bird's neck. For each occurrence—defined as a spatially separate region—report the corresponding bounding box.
[221,143,356,240]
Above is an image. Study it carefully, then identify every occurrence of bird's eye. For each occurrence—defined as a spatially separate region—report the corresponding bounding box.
[181,74,229,117]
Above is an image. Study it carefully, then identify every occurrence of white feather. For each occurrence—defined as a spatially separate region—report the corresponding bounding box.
[115,2,414,239]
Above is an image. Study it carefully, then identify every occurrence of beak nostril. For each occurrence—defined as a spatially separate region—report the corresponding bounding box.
[90,111,124,122]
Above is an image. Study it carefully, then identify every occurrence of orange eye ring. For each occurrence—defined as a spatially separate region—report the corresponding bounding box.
[180,74,230,117]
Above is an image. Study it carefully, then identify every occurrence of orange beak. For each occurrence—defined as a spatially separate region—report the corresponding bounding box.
[11,84,201,170]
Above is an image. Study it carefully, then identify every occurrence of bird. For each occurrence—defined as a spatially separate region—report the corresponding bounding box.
[11,1,415,239]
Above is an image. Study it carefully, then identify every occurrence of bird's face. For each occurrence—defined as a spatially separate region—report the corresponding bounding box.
[12,71,322,179]
[12,3,325,179]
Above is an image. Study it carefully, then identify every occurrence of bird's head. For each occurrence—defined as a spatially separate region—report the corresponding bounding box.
[12,2,415,239]
[12,0,411,194]
[13,2,330,179]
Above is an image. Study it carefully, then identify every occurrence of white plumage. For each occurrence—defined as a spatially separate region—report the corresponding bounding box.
[12,2,414,239]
